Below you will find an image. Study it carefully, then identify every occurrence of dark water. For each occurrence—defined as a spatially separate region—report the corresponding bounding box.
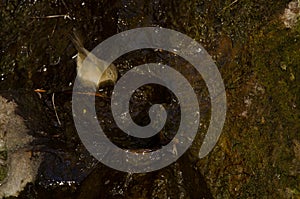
[1,0,213,198]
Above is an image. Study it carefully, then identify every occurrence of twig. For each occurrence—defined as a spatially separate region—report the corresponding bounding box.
[61,0,70,12]
[31,14,71,20]
[51,20,58,37]
[224,0,239,10]
[219,0,239,15]
[34,89,47,93]
[52,93,62,126]
[34,89,109,98]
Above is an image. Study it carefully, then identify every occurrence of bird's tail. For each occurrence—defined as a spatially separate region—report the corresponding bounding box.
[70,30,86,56]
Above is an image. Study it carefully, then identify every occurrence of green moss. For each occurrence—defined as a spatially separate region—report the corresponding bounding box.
[193,1,299,197]
[236,19,300,198]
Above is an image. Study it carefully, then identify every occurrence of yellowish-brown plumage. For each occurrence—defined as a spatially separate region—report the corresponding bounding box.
[71,32,118,88]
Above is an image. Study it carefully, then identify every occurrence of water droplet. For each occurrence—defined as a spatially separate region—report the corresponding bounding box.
[20,45,29,57]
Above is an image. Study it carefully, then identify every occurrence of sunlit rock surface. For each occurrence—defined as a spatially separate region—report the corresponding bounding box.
[281,1,300,28]
[0,96,41,197]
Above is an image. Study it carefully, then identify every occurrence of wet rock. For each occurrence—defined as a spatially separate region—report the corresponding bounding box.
[0,96,41,198]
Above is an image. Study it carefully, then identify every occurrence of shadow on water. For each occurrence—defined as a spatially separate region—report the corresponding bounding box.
[1,0,214,198]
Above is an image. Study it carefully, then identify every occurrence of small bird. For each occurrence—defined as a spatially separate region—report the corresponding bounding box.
[71,32,118,88]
